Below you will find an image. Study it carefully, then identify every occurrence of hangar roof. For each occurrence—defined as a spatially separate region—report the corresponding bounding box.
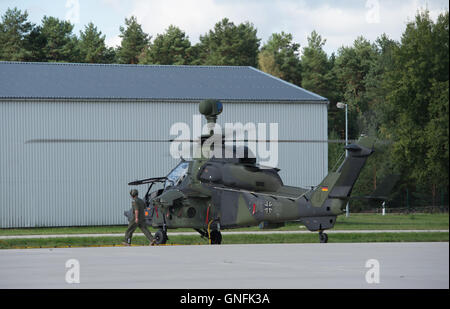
[0,61,328,102]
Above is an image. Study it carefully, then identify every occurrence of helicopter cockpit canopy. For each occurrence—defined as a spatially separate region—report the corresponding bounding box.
[164,161,189,189]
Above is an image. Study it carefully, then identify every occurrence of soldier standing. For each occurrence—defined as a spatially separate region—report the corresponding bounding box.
[123,189,156,246]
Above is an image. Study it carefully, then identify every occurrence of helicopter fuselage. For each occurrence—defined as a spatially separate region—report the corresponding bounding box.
[143,158,344,233]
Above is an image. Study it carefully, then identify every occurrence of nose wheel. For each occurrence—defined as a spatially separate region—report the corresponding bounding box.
[154,229,168,245]
[319,231,328,243]
[209,230,222,245]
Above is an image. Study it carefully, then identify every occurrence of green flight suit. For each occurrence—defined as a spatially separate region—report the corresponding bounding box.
[124,197,154,244]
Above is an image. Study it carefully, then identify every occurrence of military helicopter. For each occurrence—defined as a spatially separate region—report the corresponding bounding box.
[126,99,377,245]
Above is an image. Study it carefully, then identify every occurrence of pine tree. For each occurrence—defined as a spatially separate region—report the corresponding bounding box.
[195,18,260,66]
[78,22,110,63]
[301,31,334,97]
[333,36,378,138]
[258,32,301,85]
[40,16,79,62]
[140,25,191,65]
[116,16,150,64]
[0,7,33,61]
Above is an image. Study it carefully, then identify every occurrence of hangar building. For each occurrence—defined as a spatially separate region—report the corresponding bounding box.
[0,61,328,228]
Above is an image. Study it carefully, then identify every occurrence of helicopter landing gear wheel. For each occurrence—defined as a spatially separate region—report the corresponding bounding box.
[209,230,222,245]
[154,229,168,245]
[319,231,328,243]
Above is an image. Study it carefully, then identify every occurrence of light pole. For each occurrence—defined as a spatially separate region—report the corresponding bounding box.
[337,102,349,217]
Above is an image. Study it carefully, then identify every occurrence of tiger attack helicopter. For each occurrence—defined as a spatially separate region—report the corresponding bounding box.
[126,99,377,245]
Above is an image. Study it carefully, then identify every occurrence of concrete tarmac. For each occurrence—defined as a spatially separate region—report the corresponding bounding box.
[0,242,448,289]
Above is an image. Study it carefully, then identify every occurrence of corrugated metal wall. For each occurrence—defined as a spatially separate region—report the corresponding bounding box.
[0,100,327,228]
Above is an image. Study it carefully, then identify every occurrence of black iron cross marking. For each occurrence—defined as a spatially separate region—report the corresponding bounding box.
[264,200,273,214]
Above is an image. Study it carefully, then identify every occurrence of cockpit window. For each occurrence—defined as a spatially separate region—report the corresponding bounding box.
[164,162,189,189]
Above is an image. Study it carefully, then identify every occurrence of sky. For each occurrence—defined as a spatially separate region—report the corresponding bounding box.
[1,0,448,55]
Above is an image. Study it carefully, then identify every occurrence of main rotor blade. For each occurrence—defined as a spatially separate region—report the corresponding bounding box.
[227,139,356,143]
[25,138,356,144]
[25,139,176,144]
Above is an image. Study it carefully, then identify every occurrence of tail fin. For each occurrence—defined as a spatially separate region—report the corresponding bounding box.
[311,136,375,205]
[328,136,375,199]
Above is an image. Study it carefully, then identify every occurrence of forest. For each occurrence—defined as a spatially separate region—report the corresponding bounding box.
[1,7,448,210]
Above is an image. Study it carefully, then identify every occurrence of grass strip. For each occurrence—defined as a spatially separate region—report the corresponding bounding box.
[334,213,449,230]
[0,232,447,249]
[0,213,448,236]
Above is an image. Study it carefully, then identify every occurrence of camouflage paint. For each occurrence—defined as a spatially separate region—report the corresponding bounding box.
[142,136,373,235]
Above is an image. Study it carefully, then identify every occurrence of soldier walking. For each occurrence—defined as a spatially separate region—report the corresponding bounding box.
[123,189,156,246]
